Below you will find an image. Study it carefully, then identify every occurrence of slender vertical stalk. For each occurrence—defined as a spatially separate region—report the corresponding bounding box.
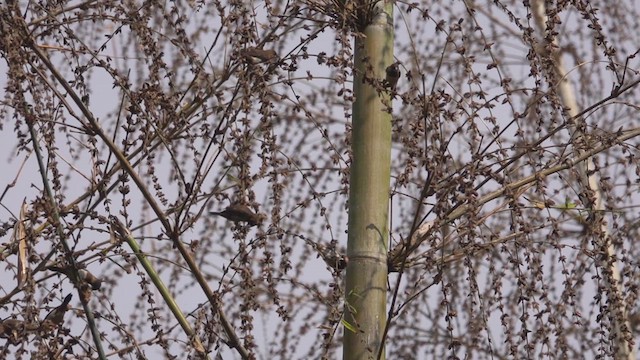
[532,2,633,358]
[343,3,394,359]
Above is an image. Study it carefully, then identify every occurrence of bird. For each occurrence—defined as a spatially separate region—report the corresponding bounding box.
[241,47,279,64]
[318,248,348,271]
[210,203,265,226]
[385,63,401,90]
[41,294,72,330]
[47,265,102,290]
[0,319,39,344]
[299,236,348,272]
[0,319,24,334]
[78,269,102,290]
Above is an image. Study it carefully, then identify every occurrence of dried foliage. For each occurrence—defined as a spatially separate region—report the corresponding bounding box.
[0,0,640,359]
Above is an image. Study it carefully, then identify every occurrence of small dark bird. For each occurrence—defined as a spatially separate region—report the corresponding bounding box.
[385,63,401,90]
[48,265,102,290]
[0,319,23,344]
[42,294,72,328]
[0,319,35,344]
[210,204,264,226]
[79,269,103,290]
[241,47,279,64]
[0,319,24,334]
[319,249,349,271]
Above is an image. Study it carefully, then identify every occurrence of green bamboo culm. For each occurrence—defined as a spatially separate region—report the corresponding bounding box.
[343,2,394,359]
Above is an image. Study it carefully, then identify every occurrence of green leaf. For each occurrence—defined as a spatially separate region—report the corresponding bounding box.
[342,318,357,333]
